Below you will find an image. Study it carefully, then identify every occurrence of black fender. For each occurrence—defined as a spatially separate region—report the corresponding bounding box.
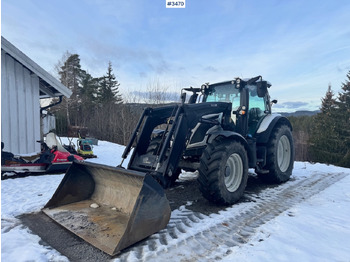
[207,130,257,168]
[207,130,247,145]
[256,114,293,144]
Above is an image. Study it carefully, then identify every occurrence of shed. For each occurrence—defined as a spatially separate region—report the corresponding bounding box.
[1,36,72,155]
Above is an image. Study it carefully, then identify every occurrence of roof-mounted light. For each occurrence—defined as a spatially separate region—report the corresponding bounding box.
[235,78,241,89]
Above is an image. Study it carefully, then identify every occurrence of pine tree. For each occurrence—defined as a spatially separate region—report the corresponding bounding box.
[98,62,123,105]
[80,70,98,105]
[79,70,99,125]
[310,84,340,164]
[321,83,336,114]
[58,54,83,126]
[59,54,82,91]
[310,71,350,167]
[52,53,129,140]
[334,71,350,167]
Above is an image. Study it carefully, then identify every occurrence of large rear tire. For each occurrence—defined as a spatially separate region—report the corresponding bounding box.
[258,125,294,183]
[198,137,248,205]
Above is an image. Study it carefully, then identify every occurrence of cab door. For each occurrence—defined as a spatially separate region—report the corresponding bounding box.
[247,85,269,136]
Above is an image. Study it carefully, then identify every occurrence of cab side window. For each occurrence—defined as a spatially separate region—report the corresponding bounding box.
[248,85,267,134]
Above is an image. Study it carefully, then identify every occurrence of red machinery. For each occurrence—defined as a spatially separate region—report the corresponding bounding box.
[2,133,83,178]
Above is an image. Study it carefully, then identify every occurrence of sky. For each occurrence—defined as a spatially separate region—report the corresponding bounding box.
[2,0,350,112]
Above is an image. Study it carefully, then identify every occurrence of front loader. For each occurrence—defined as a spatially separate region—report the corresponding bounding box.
[43,76,294,255]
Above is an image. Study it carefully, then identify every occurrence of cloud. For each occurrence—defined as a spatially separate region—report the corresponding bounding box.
[72,35,173,78]
[3,0,350,110]
[139,72,147,78]
[336,59,350,73]
[204,66,218,72]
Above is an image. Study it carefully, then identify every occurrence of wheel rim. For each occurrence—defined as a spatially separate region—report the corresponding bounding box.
[277,135,291,172]
[224,153,243,192]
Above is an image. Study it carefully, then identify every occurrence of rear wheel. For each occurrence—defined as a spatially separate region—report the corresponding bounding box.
[258,125,294,183]
[198,137,248,205]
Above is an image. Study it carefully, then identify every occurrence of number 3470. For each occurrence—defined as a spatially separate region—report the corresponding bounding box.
[166,1,186,8]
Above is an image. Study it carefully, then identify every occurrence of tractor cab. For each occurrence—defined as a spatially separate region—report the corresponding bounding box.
[187,77,272,137]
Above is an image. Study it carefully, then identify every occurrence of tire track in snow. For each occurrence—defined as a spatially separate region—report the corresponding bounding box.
[114,172,348,262]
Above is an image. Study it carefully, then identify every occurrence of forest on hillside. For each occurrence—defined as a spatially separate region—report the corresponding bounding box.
[289,76,350,168]
[48,53,350,168]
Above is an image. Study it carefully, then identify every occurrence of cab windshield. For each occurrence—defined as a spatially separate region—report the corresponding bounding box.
[205,83,240,110]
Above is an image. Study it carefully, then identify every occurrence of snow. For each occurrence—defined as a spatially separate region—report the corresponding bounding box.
[1,139,350,261]
[225,164,350,261]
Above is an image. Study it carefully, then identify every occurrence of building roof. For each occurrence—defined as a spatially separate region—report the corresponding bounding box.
[1,36,72,98]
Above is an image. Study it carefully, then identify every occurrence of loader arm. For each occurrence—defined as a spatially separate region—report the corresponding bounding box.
[125,102,232,187]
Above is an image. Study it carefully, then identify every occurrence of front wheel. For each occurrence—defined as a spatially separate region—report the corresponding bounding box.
[198,137,248,205]
[258,125,294,183]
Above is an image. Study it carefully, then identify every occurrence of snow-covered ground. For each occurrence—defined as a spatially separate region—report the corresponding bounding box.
[1,139,350,261]
[225,165,350,262]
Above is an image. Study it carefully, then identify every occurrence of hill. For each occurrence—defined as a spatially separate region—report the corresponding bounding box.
[279,110,319,117]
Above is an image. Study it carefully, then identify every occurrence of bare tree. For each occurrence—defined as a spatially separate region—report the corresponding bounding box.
[146,78,171,104]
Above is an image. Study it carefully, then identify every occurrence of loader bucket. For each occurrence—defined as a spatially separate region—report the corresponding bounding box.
[42,161,171,256]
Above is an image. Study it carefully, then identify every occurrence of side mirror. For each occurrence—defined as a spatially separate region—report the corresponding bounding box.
[257,81,268,97]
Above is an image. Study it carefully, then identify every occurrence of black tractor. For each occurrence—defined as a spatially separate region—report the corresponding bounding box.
[43,76,294,255]
[122,75,294,204]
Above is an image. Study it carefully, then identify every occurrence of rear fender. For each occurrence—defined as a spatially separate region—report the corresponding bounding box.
[256,114,292,144]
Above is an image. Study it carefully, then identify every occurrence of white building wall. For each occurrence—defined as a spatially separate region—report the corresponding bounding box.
[1,50,41,155]
[41,114,56,135]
